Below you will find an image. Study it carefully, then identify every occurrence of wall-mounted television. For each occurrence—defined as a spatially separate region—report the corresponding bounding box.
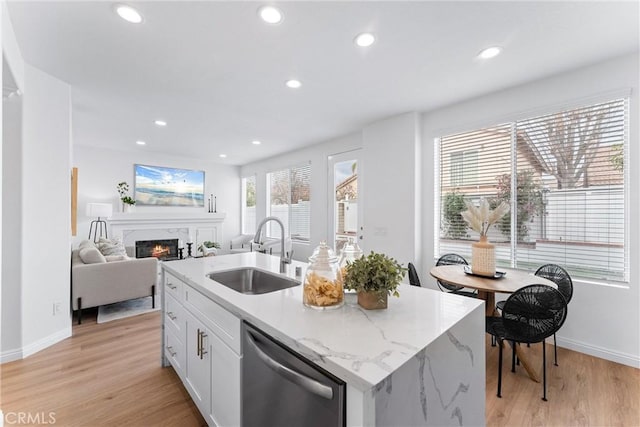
[134,164,205,207]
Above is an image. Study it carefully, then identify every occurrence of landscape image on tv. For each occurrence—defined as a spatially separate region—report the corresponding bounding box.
[134,164,205,206]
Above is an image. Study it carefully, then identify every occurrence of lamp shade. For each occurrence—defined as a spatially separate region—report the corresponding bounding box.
[86,203,113,218]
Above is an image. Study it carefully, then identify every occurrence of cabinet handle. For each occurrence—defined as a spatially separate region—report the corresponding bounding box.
[166,346,177,358]
[167,312,177,321]
[167,283,177,290]
[196,328,202,357]
[199,330,208,359]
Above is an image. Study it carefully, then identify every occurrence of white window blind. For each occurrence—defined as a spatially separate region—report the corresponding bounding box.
[437,98,628,282]
[266,163,311,242]
[241,176,256,234]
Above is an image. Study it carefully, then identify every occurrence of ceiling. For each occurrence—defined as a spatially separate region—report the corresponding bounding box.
[5,1,639,166]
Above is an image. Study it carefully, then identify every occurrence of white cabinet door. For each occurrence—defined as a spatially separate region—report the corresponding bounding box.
[164,329,185,379]
[184,310,211,416]
[209,332,241,427]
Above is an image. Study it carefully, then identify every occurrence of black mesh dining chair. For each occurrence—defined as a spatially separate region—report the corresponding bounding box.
[435,254,477,297]
[486,284,568,401]
[495,263,573,362]
[408,263,421,287]
[534,264,573,365]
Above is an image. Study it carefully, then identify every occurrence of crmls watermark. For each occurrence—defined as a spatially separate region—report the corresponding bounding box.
[1,410,57,425]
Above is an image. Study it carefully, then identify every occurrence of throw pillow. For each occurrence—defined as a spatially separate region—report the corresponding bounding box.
[96,237,127,257]
[79,247,107,264]
[78,239,96,250]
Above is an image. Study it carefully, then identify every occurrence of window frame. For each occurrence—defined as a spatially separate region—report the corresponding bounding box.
[265,162,311,243]
[435,97,629,283]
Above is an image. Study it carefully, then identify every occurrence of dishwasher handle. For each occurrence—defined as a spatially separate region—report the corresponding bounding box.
[245,330,334,400]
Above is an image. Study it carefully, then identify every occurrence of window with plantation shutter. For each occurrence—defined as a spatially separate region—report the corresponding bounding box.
[241,175,256,234]
[266,163,311,242]
[436,98,628,282]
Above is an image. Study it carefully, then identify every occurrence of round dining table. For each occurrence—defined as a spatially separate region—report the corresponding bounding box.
[429,264,556,382]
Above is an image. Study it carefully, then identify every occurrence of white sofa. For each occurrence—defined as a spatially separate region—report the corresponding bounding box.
[71,240,158,324]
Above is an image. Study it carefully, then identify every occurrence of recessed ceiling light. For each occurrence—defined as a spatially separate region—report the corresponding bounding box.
[136,140,146,146]
[115,4,143,24]
[258,6,283,24]
[355,33,375,47]
[285,79,301,89]
[252,140,262,145]
[154,120,167,126]
[219,154,227,158]
[478,46,501,59]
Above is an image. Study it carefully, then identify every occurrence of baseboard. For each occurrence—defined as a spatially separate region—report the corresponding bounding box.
[20,326,72,360]
[0,347,24,364]
[556,336,640,368]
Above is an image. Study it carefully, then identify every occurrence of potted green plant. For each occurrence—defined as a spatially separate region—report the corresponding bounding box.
[116,181,136,212]
[344,251,407,310]
[198,241,221,257]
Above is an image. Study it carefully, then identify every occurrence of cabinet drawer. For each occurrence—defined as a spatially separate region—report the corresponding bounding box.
[164,293,186,340]
[164,272,184,301]
[165,329,185,379]
[184,287,241,355]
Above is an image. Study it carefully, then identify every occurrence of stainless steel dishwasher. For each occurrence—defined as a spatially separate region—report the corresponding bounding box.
[242,322,346,427]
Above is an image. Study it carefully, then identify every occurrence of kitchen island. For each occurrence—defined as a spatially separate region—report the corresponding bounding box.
[161,252,485,426]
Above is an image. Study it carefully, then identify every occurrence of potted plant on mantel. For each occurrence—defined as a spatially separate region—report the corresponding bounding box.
[344,251,407,310]
[198,241,221,257]
[116,181,136,212]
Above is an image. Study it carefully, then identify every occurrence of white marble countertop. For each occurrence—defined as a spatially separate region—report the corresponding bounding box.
[162,252,483,391]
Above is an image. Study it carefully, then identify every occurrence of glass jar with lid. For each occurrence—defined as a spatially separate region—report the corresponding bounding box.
[303,241,344,309]
[338,237,364,284]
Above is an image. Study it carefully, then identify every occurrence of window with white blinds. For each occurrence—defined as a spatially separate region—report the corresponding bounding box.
[241,175,256,234]
[266,163,311,242]
[437,98,628,282]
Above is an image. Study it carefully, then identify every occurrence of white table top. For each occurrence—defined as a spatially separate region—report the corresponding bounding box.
[162,252,483,391]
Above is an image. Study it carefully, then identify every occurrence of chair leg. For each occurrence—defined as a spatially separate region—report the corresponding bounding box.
[151,285,156,309]
[542,339,548,402]
[497,338,503,398]
[511,341,517,372]
[77,298,83,325]
[553,333,558,366]
[491,335,496,347]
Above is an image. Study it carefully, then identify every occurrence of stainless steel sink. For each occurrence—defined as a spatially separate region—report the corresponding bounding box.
[207,268,300,295]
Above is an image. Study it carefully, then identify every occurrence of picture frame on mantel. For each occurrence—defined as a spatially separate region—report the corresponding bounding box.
[134,164,205,207]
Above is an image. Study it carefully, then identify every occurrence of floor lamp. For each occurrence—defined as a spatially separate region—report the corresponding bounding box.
[87,203,113,243]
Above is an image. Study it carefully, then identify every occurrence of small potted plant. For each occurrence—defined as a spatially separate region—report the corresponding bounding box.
[344,251,407,310]
[116,181,136,212]
[198,241,221,257]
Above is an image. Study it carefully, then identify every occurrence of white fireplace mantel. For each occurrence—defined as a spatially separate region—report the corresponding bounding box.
[109,212,226,254]
[109,212,225,227]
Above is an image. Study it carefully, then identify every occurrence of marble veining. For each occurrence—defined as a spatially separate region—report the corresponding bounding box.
[373,307,485,426]
[447,330,475,366]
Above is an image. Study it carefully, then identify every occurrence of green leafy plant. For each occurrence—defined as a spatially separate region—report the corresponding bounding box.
[442,190,468,239]
[117,182,136,205]
[344,252,406,297]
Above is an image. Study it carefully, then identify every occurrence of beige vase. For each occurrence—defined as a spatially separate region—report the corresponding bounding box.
[471,235,496,276]
[357,291,388,310]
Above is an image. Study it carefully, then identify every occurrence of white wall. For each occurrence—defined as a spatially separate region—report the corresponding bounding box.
[20,63,72,355]
[72,145,241,249]
[241,133,362,261]
[362,112,422,268]
[421,53,640,367]
[2,94,23,358]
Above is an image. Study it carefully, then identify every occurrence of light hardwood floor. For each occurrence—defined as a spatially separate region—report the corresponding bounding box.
[1,310,638,426]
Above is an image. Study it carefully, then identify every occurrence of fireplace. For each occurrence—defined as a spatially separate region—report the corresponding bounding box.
[135,239,179,261]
